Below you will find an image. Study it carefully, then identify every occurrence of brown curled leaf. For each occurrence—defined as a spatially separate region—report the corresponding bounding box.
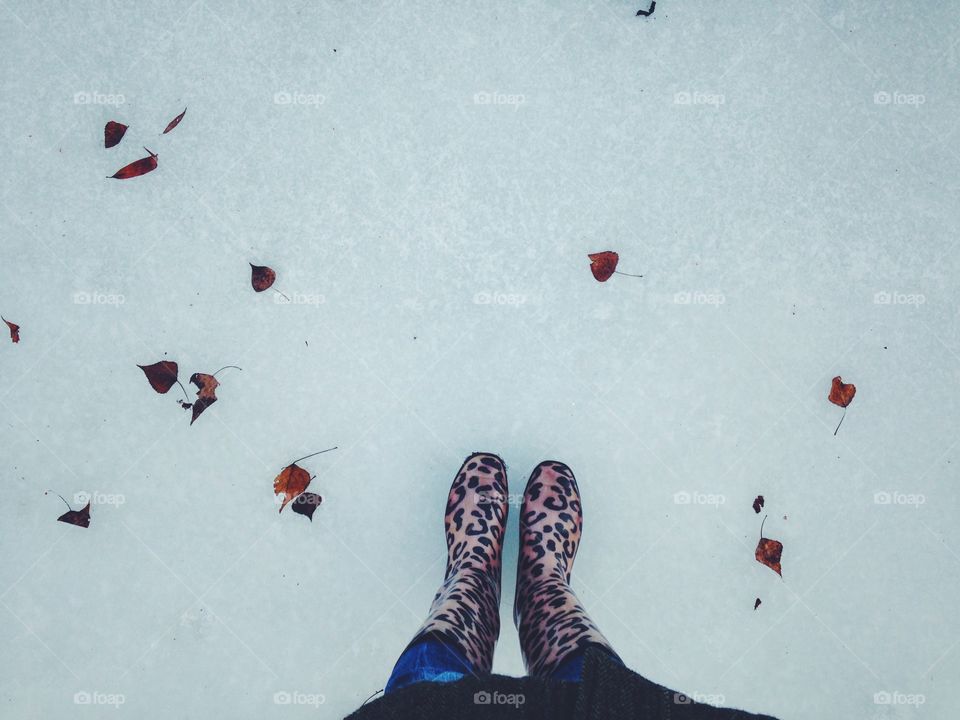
[274,464,312,513]
[292,492,323,521]
[138,361,179,394]
[588,251,619,282]
[188,372,219,425]
[752,495,764,514]
[109,148,158,179]
[58,502,91,528]
[828,376,856,407]
[163,108,187,134]
[250,263,276,292]
[2,317,20,343]
[104,121,128,148]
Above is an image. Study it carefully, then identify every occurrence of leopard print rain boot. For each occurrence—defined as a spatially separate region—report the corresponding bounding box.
[514,460,619,677]
[404,452,509,674]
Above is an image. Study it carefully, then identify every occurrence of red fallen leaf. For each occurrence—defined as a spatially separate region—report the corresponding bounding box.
[2,316,20,343]
[752,495,764,514]
[273,448,338,514]
[163,107,187,134]
[109,147,158,179]
[828,376,856,435]
[188,372,220,425]
[755,516,783,577]
[104,121,128,148]
[828,376,856,407]
[588,251,643,282]
[46,492,90,528]
[292,492,323,521]
[186,366,241,424]
[250,263,276,292]
[59,502,91,528]
[138,361,179,394]
[274,464,312,513]
[588,251,619,282]
[754,598,761,610]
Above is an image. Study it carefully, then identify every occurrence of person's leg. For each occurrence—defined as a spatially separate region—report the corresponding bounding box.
[514,460,622,679]
[385,452,509,694]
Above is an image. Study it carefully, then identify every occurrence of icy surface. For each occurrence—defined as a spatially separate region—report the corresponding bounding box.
[1,1,959,718]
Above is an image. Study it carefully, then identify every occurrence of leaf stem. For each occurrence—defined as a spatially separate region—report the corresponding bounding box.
[613,270,643,278]
[45,491,73,511]
[288,447,338,466]
[833,407,846,436]
[212,365,242,377]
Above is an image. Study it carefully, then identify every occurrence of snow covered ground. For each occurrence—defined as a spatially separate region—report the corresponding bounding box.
[1,1,958,718]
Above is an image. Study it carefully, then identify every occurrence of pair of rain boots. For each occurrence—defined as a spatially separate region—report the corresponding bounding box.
[405,453,617,677]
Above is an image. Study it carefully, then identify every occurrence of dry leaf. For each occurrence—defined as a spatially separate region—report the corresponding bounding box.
[58,502,91,528]
[250,263,276,292]
[163,108,187,134]
[104,121,128,148]
[2,316,20,343]
[138,361,179,394]
[274,464,312,513]
[292,492,323,521]
[189,373,219,425]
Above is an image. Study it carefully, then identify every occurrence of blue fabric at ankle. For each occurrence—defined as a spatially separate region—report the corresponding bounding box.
[384,636,473,694]
[550,645,624,682]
